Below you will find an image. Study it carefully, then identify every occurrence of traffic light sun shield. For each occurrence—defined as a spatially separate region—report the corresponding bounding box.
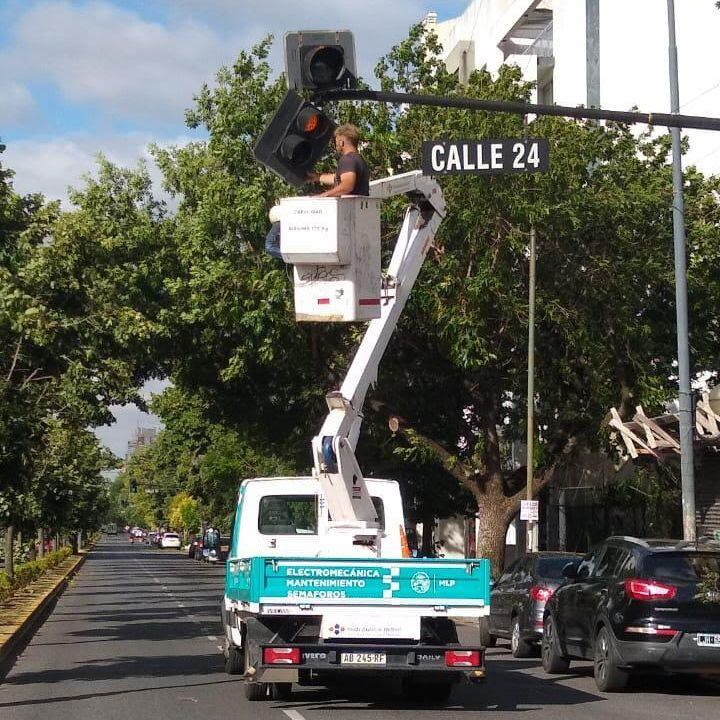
[253,90,336,188]
[285,30,357,92]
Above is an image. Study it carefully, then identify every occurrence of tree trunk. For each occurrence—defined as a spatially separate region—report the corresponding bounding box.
[475,504,510,579]
[38,528,45,559]
[4,525,15,581]
[421,513,435,558]
[71,533,79,554]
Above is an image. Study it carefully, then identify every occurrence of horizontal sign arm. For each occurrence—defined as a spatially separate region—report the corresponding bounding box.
[313,89,720,132]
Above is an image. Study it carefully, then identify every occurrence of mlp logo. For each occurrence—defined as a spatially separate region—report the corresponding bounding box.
[410,571,431,594]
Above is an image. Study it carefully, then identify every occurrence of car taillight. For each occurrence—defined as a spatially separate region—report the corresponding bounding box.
[445,650,481,667]
[263,647,301,665]
[625,625,677,637]
[625,578,677,601]
[530,585,553,602]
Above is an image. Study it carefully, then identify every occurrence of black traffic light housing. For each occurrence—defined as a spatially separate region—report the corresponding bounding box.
[285,30,357,92]
[253,90,336,188]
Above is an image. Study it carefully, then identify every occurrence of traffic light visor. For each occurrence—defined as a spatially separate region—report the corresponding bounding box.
[305,45,345,89]
[284,30,357,92]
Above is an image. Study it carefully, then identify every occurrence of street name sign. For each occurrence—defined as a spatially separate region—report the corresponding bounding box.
[520,500,539,522]
[421,138,549,176]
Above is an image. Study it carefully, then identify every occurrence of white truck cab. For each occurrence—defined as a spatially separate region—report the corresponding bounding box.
[234,476,403,558]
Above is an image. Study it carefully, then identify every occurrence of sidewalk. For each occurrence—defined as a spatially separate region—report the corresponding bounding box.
[0,551,88,670]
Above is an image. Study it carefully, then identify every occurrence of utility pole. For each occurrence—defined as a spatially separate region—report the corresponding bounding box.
[526,226,537,553]
[667,0,696,541]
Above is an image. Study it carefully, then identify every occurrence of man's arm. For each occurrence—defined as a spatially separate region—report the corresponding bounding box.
[318,170,356,197]
[307,171,335,187]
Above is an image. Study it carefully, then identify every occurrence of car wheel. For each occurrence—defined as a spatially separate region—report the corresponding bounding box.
[541,616,570,674]
[510,617,534,658]
[594,626,629,692]
[224,641,244,675]
[479,617,497,648]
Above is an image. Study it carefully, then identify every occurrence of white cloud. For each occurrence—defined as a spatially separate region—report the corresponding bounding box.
[0,80,35,124]
[3,1,235,124]
[3,131,194,205]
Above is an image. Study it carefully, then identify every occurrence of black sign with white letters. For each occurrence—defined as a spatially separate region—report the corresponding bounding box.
[421,138,549,176]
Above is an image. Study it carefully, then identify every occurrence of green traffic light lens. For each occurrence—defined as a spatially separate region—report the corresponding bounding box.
[307,46,345,88]
[280,135,312,166]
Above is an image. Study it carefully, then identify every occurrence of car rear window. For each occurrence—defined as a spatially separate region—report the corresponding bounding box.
[537,556,581,579]
[644,552,720,581]
[164,533,179,539]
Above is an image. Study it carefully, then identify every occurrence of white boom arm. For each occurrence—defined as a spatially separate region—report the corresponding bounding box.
[311,171,446,544]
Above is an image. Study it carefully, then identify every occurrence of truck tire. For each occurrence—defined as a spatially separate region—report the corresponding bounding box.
[243,634,269,700]
[478,617,496,648]
[510,617,533,658]
[593,626,629,692]
[271,682,292,700]
[224,642,244,675]
[244,681,269,701]
[541,615,570,674]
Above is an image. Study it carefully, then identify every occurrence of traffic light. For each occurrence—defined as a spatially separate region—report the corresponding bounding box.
[284,30,357,92]
[253,89,335,188]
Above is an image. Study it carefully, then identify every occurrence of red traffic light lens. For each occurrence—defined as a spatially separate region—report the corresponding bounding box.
[297,106,329,138]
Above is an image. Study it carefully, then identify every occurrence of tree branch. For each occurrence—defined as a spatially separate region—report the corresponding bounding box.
[367,398,473,483]
[6,338,22,381]
[507,435,578,507]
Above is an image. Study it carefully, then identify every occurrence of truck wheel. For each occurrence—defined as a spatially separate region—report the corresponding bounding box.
[271,682,292,700]
[244,681,269,701]
[243,637,269,700]
[478,617,496,648]
[541,616,570,674]
[594,626,629,692]
[510,617,533,658]
[224,642,244,675]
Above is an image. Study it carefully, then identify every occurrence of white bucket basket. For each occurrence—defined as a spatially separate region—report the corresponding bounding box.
[280,196,382,322]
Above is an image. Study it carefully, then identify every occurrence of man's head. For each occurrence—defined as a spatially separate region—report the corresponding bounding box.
[334,123,360,154]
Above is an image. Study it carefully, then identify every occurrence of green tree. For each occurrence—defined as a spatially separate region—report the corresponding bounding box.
[167,491,201,537]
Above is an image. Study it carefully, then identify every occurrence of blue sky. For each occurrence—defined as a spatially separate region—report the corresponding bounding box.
[0,0,470,456]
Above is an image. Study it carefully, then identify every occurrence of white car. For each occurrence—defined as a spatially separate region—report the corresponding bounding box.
[160,532,181,549]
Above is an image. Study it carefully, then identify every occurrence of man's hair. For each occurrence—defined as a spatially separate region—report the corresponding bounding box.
[335,123,360,147]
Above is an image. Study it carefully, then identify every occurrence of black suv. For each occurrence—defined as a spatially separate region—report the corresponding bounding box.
[542,536,720,691]
[480,552,582,657]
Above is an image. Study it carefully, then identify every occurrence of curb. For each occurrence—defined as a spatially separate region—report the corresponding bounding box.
[0,550,90,675]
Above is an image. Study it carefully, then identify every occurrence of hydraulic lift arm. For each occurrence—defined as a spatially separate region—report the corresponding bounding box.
[310,171,446,544]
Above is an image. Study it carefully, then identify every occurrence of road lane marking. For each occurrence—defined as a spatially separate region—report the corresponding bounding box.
[282,710,307,720]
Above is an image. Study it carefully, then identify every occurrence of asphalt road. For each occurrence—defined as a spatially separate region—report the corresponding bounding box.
[0,537,718,720]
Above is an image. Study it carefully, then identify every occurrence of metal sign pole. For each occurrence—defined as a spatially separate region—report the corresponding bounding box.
[667,0,696,541]
[526,226,537,553]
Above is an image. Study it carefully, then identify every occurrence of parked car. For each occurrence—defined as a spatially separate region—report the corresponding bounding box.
[160,532,182,549]
[479,551,582,657]
[541,536,720,691]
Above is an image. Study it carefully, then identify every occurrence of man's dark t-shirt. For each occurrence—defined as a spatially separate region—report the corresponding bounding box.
[335,151,369,196]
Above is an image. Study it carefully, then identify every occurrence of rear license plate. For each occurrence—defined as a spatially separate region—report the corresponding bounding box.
[696,634,720,647]
[341,652,386,665]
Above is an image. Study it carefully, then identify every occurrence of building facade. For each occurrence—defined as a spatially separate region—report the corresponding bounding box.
[427,0,720,175]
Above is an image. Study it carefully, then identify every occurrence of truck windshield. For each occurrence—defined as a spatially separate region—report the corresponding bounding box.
[258,495,318,535]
